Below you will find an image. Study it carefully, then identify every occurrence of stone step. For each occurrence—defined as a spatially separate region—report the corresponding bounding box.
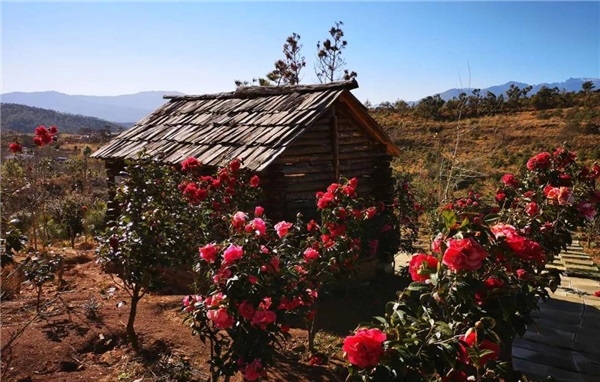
[563,259,596,267]
[560,254,593,260]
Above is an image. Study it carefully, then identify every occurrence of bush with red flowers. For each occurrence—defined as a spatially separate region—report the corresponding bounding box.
[342,146,599,381]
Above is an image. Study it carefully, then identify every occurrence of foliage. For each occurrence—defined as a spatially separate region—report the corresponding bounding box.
[343,146,599,381]
[46,193,88,248]
[97,157,197,349]
[22,253,64,313]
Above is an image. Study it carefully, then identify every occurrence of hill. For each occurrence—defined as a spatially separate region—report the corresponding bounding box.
[374,105,600,202]
[0,90,183,123]
[0,103,126,133]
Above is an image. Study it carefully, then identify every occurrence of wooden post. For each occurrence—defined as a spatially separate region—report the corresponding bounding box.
[331,108,340,181]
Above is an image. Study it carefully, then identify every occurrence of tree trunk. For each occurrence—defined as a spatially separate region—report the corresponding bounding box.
[70,227,75,249]
[127,287,141,350]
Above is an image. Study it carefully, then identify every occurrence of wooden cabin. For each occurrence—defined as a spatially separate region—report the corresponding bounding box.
[92,80,401,221]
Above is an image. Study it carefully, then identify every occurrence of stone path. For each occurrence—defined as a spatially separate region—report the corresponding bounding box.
[546,240,600,280]
[393,242,600,382]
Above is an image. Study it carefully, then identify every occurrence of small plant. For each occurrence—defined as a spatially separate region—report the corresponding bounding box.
[22,254,63,313]
[82,295,102,320]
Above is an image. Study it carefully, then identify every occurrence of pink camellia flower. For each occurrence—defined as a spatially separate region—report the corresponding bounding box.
[578,201,597,221]
[238,300,256,320]
[182,295,203,312]
[205,292,225,307]
[199,242,219,263]
[408,254,439,282]
[250,175,260,188]
[254,206,264,217]
[274,221,293,238]
[232,211,248,229]
[251,309,277,329]
[303,247,320,262]
[442,237,488,271]
[207,308,234,329]
[526,151,552,171]
[9,142,22,153]
[241,359,264,381]
[515,269,530,280]
[525,202,539,216]
[248,218,266,236]
[490,223,519,239]
[342,328,386,369]
[501,173,519,188]
[223,244,244,265]
[181,157,200,172]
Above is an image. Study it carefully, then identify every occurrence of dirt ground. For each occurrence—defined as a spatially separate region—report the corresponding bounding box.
[1,245,409,382]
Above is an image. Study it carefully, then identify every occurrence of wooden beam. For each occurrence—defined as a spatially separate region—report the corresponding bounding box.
[331,106,340,181]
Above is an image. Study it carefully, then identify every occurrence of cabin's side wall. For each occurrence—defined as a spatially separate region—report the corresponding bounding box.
[273,104,394,221]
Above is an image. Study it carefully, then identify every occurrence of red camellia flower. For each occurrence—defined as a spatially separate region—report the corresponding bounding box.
[484,276,505,290]
[254,206,264,217]
[9,142,22,153]
[303,247,320,262]
[501,173,519,188]
[526,151,552,171]
[33,136,44,146]
[459,330,500,367]
[181,157,200,172]
[48,125,58,135]
[594,291,600,298]
[343,328,386,369]
[515,269,530,280]
[238,300,256,320]
[223,244,243,265]
[525,201,539,216]
[241,359,264,381]
[442,237,488,271]
[207,307,234,329]
[316,191,335,209]
[229,158,241,172]
[251,309,276,329]
[274,221,293,238]
[199,242,219,263]
[408,253,439,282]
[250,175,260,187]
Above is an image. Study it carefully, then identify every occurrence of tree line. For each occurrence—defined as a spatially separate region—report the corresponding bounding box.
[371,81,599,121]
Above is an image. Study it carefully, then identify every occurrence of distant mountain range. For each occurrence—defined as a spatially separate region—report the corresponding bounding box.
[432,77,600,102]
[0,90,184,124]
[1,78,598,124]
[0,103,128,133]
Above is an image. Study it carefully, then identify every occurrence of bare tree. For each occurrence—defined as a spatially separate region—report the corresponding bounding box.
[315,21,357,83]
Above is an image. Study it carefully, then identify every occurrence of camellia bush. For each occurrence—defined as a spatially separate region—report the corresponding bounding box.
[342,146,599,381]
[177,158,400,381]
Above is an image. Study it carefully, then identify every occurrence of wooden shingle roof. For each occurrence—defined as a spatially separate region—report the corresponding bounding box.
[92,79,399,171]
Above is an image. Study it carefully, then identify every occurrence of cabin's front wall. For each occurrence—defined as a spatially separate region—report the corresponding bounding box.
[272,103,393,220]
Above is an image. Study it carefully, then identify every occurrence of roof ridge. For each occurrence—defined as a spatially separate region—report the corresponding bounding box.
[164,79,358,101]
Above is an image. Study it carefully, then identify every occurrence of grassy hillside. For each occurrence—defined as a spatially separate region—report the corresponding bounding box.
[375,106,600,201]
[0,103,125,133]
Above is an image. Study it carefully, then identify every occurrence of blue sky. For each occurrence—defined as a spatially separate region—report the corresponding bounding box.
[2,1,599,103]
